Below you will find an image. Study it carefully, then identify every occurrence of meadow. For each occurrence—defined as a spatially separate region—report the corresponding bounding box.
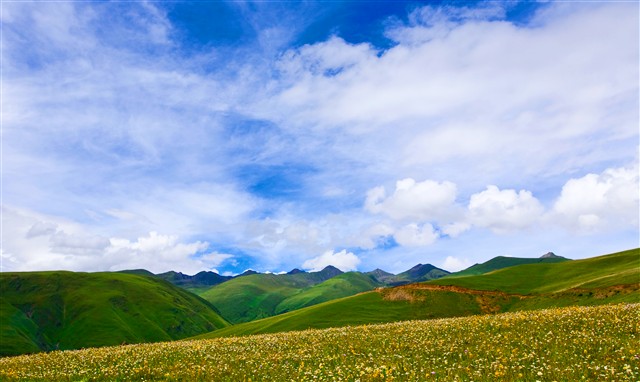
[1,303,637,381]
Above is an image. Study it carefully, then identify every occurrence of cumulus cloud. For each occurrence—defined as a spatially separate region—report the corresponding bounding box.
[107,232,232,274]
[365,178,459,221]
[552,165,639,231]
[1,206,233,274]
[302,249,360,272]
[441,256,473,272]
[394,223,439,247]
[468,186,544,233]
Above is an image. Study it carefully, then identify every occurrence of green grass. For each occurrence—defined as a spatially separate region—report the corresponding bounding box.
[198,273,307,324]
[198,268,353,324]
[274,272,381,314]
[430,248,639,294]
[451,255,569,277]
[0,272,229,356]
[2,304,637,381]
[195,287,508,339]
[194,248,639,339]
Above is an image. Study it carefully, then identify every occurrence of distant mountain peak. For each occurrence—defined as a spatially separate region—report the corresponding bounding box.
[368,268,393,276]
[287,268,306,275]
[239,269,259,277]
[406,263,426,272]
[540,252,561,259]
[316,265,343,278]
[320,265,341,272]
[366,268,395,283]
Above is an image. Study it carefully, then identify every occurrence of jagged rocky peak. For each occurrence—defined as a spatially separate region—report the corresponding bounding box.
[540,252,560,259]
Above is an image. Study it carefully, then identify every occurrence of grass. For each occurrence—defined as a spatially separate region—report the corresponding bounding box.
[198,269,366,323]
[196,289,489,339]
[198,273,307,324]
[1,303,637,381]
[274,272,380,314]
[194,248,639,339]
[451,255,569,277]
[430,248,639,294]
[0,272,228,356]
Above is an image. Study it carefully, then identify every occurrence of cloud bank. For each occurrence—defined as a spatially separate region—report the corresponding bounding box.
[2,1,637,274]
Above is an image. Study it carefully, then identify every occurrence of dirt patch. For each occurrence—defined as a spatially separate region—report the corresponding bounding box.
[383,288,426,302]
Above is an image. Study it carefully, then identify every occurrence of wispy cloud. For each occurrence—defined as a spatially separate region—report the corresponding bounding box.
[2,1,637,273]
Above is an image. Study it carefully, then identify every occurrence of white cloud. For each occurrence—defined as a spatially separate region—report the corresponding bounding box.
[261,2,637,189]
[199,253,235,267]
[441,256,473,272]
[441,222,471,238]
[50,232,111,256]
[468,186,544,233]
[2,2,637,274]
[1,206,232,274]
[365,178,459,221]
[387,3,507,44]
[553,165,639,231]
[394,223,439,247]
[302,249,360,272]
[26,221,58,238]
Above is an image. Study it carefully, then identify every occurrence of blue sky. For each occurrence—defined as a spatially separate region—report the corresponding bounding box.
[2,0,638,275]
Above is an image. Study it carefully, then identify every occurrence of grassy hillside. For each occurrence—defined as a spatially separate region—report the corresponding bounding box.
[274,272,381,314]
[198,267,343,323]
[196,248,639,339]
[3,304,636,381]
[0,272,229,356]
[431,248,639,293]
[387,263,450,285]
[197,288,490,339]
[452,255,569,277]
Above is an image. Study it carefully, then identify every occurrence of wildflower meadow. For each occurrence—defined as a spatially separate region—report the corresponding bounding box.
[1,303,637,381]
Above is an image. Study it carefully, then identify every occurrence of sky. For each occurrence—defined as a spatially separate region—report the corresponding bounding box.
[1,0,638,276]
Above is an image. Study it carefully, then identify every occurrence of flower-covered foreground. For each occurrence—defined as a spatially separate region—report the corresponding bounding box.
[1,304,638,381]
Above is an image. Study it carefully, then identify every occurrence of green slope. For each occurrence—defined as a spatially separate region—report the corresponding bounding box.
[0,271,229,356]
[195,248,639,339]
[195,288,488,339]
[386,263,450,285]
[275,272,381,314]
[431,248,639,293]
[198,267,343,324]
[452,255,570,277]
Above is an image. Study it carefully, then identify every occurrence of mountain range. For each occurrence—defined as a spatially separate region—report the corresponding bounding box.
[2,249,637,357]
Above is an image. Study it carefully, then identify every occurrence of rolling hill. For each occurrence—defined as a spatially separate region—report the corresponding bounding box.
[198,266,345,323]
[451,252,570,277]
[118,269,233,293]
[274,272,382,314]
[0,271,229,357]
[195,248,639,340]
[199,263,450,323]
[386,263,450,285]
[432,248,638,293]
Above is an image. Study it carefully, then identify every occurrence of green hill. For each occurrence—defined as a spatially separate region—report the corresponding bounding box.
[452,253,570,277]
[0,271,229,357]
[195,287,488,339]
[198,266,344,323]
[195,248,639,339]
[274,272,381,314]
[386,263,450,285]
[432,248,639,293]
